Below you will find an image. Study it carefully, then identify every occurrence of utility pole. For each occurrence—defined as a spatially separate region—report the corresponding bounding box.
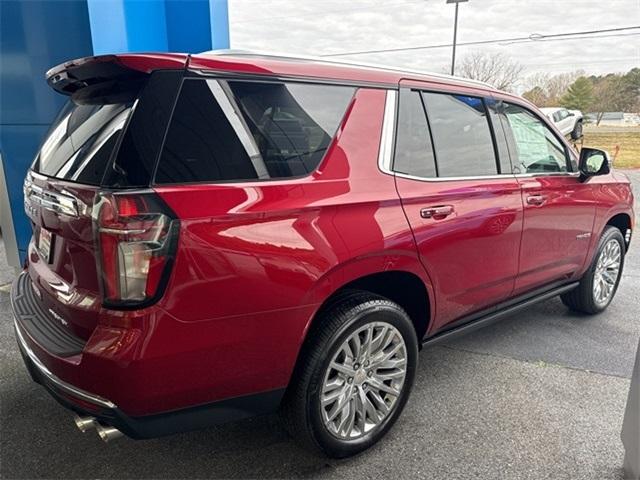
[447,0,468,76]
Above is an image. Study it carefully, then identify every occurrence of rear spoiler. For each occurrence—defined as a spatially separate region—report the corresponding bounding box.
[45,54,188,96]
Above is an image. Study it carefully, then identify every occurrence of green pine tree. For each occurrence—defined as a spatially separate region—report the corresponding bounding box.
[560,77,594,111]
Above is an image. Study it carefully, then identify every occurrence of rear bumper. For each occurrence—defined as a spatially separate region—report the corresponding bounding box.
[12,271,87,357]
[15,312,284,439]
[14,317,115,409]
[17,324,282,439]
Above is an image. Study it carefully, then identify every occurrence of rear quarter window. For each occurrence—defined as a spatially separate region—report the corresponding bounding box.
[155,79,355,184]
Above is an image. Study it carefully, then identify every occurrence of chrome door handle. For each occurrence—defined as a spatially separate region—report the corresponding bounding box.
[421,205,454,219]
[526,194,546,206]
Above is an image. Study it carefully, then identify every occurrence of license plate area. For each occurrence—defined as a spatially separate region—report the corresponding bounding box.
[38,228,53,263]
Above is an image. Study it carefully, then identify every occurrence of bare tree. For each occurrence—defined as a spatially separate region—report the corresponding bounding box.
[545,70,585,103]
[522,70,585,106]
[457,52,524,92]
[523,72,551,93]
[591,76,633,125]
[522,86,548,106]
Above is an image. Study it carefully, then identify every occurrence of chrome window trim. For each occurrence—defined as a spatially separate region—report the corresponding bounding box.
[514,172,580,178]
[393,171,580,183]
[377,89,397,175]
[395,172,510,182]
[378,88,581,183]
[13,315,117,410]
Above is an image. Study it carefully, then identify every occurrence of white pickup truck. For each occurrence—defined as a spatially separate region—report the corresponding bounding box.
[540,107,584,140]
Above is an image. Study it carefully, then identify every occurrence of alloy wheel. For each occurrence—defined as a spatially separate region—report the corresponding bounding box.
[593,238,622,306]
[320,322,407,440]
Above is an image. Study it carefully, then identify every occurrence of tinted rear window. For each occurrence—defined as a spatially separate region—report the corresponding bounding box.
[33,101,133,185]
[155,79,355,184]
[421,92,497,177]
[393,89,437,178]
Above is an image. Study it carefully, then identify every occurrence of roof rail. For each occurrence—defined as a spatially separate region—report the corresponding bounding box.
[197,49,496,89]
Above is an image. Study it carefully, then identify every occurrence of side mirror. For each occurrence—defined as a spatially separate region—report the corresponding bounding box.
[567,111,575,117]
[579,147,610,181]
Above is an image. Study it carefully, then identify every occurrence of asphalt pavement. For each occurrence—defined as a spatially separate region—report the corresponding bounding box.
[1,170,639,479]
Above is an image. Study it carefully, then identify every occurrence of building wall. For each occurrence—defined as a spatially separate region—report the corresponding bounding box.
[0,0,94,267]
[0,0,229,268]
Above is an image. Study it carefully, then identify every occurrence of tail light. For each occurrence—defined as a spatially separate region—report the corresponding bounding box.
[94,192,178,308]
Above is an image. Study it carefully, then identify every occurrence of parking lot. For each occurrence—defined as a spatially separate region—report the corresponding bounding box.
[1,170,638,480]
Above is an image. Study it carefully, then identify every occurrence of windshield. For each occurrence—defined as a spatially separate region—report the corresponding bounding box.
[32,100,134,185]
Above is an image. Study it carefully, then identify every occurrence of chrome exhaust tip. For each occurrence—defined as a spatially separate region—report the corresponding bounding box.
[95,423,124,443]
[73,414,96,433]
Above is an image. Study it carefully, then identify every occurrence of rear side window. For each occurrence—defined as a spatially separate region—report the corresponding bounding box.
[393,90,437,178]
[421,92,497,177]
[155,79,355,184]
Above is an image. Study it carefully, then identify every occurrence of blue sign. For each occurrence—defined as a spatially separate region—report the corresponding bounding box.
[0,0,229,268]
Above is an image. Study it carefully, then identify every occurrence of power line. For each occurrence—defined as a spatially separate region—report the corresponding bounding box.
[498,32,640,45]
[320,26,640,57]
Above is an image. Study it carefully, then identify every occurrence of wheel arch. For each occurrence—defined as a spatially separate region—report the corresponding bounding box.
[582,209,633,274]
[325,270,431,340]
[605,212,632,248]
[299,255,435,348]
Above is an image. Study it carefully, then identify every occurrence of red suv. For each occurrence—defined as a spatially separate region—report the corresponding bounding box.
[13,52,634,457]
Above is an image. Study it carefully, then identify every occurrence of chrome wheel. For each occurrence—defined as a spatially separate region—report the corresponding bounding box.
[320,322,407,440]
[593,239,622,306]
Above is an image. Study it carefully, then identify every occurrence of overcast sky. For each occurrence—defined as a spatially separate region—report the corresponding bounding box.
[228,0,639,87]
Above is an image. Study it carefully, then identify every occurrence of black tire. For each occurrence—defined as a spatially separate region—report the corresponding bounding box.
[571,120,583,140]
[280,290,418,458]
[561,226,626,314]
